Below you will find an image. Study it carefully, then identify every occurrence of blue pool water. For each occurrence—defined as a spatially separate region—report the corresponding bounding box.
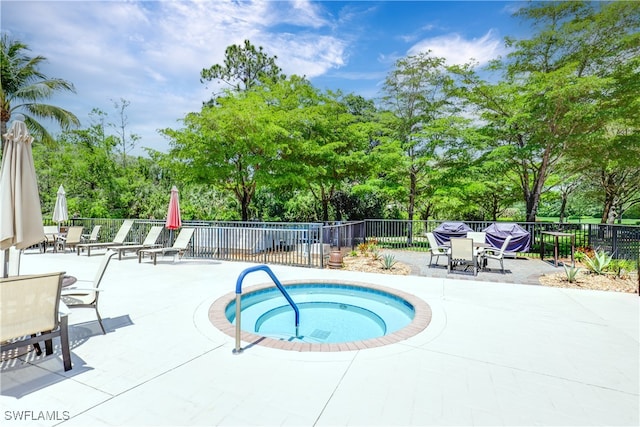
[225,284,415,344]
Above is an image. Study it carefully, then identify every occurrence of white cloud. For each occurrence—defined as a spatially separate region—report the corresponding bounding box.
[2,0,349,154]
[407,30,506,66]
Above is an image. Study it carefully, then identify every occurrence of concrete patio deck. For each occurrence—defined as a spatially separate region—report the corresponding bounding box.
[1,250,638,426]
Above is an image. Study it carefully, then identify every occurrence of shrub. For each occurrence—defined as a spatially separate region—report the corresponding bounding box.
[563,264,581,283]
[357,242,368,255]
[576,246,594,259]
[349,249,358,257]
[380,254,397,270]
[583,250,613,275]
[608,259,636,279]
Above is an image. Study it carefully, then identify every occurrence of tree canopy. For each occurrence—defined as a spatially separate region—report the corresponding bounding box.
[17,2,640,224]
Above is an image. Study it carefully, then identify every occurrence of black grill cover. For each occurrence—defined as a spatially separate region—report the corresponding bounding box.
[482,223,531,252]
[432,222,473,246]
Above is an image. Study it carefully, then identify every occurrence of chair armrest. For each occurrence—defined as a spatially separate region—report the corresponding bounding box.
[62,287,102,294]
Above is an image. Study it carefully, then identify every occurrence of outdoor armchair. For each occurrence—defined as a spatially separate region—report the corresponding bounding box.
[481,235,513,274]
[61,250,116,334]
[466,231,488,258]
[0,271,72,371]
[448,237,479,276]
[108,226,164,260]
[426,232,449,268]
[138,228,195,265]
[76,220,134,256]
[41,225,59,253]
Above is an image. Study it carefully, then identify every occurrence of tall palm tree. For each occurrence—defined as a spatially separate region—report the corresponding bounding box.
[1,35,80,153]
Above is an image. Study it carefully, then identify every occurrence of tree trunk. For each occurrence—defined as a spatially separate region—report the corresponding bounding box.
[559,195,568,223]
[241,199,249,221]
[321,198,329,222]
[407,171,417,245]
[408,171,416,222]
[600,172,617,224]
[524,145,553,223]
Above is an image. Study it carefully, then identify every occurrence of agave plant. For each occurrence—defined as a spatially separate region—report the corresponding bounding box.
[563,264,581,283]
[380,254,397,270]
[583,250,613,275]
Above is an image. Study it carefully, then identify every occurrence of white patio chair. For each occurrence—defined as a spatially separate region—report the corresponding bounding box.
[426,232,449,268]
[0,271,72,371]
[61,250,116,334]
[448,237,478,276]
[481,235,513,274]
[467,231,488,258]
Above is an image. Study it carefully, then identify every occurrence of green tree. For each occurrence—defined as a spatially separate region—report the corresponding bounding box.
[452,1,639,222]
[200,39,284,100]
[0,35,79,152]
[288,90,373,222]
[109,98,140,168]
[162,88,291,221]
[380,52,461,225]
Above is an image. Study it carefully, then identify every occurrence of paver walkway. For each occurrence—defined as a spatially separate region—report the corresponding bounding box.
[388,249,560,285]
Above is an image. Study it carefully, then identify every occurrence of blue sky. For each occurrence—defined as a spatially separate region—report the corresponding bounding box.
[2,0,529,154]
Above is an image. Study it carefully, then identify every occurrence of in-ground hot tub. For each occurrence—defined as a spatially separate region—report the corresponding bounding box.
[209,280,431,351]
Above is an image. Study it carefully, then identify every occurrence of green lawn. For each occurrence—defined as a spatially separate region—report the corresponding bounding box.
[536,216,640,225]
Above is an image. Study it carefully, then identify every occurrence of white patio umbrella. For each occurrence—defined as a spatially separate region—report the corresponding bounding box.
[52,184,69,226]
[0,120,44,277]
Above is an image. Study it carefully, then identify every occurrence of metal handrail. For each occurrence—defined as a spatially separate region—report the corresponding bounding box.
[233,264,300,354]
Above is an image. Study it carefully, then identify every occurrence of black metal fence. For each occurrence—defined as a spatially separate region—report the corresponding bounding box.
[361,220,640,261]
[59,218,331,268]
[47,217,639,267]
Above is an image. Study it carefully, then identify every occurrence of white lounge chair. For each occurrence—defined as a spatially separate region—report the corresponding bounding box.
[76,220,134,256]
[82,225,102,243]
[57,226,84,252]
[108,226,164,260]
[138,228,195,265]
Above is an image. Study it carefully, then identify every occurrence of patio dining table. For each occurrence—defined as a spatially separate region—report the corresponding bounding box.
[439,241,493,250]
[540,231,575,267]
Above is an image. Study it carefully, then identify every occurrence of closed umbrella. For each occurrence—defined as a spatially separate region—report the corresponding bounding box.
[165,185,182,244]
[0,120,44,277]
[53,184,68,226]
